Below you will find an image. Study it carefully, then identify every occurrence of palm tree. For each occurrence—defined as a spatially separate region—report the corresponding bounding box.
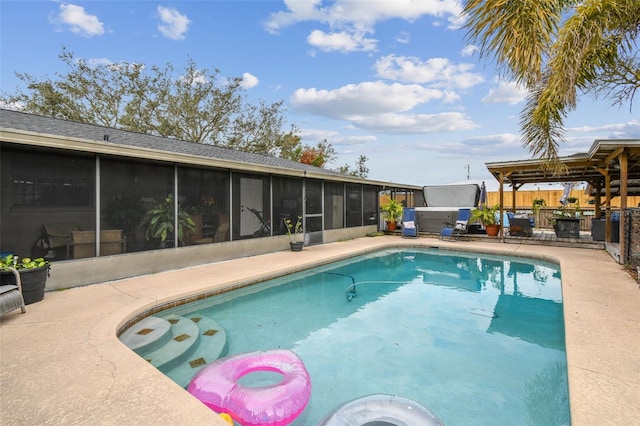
[463,0,640,168]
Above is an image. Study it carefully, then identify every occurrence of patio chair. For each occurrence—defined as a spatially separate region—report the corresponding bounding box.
[0,267,26,316]
[41,223,81,259]
[439,208,471,241]
[402,208,418,238]
[192,214,231,245]
[213,214,230,242]
[69,230,126,259]
[509,217,533,237]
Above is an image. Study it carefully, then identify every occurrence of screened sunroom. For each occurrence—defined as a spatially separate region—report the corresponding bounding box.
[0,109,418,288]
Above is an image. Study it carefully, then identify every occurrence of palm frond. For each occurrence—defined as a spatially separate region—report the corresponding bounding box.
[463,0,563,86]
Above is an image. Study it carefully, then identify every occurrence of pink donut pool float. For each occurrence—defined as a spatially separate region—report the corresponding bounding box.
[187,349,311,426]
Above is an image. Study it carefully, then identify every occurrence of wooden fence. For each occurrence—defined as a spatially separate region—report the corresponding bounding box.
[485,190,640,210]
[531,208,599,231]
[382,189,637,232]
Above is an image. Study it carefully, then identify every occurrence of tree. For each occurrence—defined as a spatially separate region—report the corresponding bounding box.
[2,48,372,173]
[463,0,640,167]
[298,139,337,168]
[279,138,338,168]
[337,155,369,178]
[2,48,293,151]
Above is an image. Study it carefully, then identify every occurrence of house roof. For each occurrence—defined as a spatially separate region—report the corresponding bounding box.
[485,139,640,195]
[0,108,420,190]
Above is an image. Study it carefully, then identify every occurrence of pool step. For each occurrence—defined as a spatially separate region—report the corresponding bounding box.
[119,314,228,388]
[140,314,202,370]
[119,316,173,354]
[161,314,228,388]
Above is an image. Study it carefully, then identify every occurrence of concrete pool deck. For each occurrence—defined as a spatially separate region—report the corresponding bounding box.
[1,236,638,425]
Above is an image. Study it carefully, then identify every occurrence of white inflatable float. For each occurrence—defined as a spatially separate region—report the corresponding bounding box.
[320,394,443,426]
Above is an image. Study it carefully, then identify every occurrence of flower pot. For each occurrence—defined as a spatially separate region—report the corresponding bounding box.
[386,221,397,231]
[485,224,500,237]
[289,242,304,252]
[554,218,580,238]
[0,265,49,304]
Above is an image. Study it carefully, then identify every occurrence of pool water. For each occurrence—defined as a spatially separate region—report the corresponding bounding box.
[157,248,570,425]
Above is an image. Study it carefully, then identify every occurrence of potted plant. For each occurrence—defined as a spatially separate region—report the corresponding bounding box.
[532,198,546,216]
[284,216,304,251]
[551,202,581,238]
[103,196,146,235]
[141,194,197,247]
[471,204,500,236]
[381,199,404,231]
[0,254,50,304]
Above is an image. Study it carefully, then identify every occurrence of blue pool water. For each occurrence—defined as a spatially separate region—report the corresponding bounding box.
[156,248,570,425]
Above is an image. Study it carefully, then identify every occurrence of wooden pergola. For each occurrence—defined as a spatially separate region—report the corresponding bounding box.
[485,139,640,262]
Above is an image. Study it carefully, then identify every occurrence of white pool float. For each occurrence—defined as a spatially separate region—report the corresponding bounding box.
[319,394,443,426]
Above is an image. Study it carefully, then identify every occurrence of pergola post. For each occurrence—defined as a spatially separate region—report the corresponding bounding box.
[619,149,628,260]
[594,182,602,219]
[605,172,611,243]
[499,172,505,241]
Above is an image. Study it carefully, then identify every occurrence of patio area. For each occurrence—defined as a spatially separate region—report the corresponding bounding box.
[1,235,638,426]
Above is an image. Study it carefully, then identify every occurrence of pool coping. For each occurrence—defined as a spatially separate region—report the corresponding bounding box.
[1,236,638,425]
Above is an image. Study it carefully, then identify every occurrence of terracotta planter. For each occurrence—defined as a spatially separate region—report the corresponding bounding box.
[386,221,397,231]
[0,265,49,305]
[289,242,304,252]
[485,224,500,237]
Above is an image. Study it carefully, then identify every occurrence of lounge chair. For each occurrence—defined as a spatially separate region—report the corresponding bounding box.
[0,268,26,316]
[439,208,471,241]
[402,208,418,238]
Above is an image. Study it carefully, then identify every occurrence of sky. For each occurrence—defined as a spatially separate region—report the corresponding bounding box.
[1,1,638,191]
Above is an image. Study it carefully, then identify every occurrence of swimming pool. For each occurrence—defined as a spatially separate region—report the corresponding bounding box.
[126,248,570,425]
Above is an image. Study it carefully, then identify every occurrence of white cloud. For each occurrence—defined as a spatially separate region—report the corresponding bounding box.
[264,0,326,33]
[266,0,462,33]
[374,54,484,89]
[560,119,640,155]
[481,80,529,105]
[395,31,410,44]
[51,3,104,37]
[0,100,24,111]
[424,132,530,162]
[87,58,113,67]
[567,119,640,138]
[354,112,478,134]
[291,81,451,117]
[300,128,377,146]
[334,134,378,145]
[241,73,259,89]
[461,44,478,57]
[265,0,462,51]
[307,29,377,53]
[157,6,190,40]
[291,80,478,134]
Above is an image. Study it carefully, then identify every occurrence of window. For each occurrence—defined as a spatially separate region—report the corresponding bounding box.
[272,176,303,235]
[178,167,230,244]
[346,185,362,227]
[363,186,378,225]
[324,182,344,229]
[100,158,174,252]
[11,151,94,207]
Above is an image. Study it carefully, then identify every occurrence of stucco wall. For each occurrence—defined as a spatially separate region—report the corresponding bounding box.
[46,226,377,289]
